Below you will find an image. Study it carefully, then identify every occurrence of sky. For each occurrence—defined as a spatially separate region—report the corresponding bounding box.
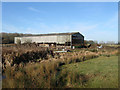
[2,2,118,43]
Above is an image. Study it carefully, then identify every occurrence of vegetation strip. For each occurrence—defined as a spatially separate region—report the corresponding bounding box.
[2,44,119,88]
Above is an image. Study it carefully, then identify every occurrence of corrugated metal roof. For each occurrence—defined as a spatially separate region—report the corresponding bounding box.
[35,32,80,36]
[15,32,84,37]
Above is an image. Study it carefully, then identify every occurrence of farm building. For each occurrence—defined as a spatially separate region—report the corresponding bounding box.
[14,32,84,47]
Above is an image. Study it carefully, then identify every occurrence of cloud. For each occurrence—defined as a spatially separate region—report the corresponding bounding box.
[2,24,25,33]
[87,30,118,43]
[2,21,117,42]
[28,7,40,13]
[101,12,118,29]
[69,23,98,33]
[24,22,98,34]
[107,13,118,27]
[81,12,118,42]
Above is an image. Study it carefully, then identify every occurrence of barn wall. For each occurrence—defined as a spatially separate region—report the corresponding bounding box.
[15,35,71,44]
[14,33,84,46]
[57,35,71,44]
[72,33,84,45]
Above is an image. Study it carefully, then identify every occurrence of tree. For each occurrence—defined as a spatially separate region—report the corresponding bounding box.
[24,39,32,44]
[16,39,21,44]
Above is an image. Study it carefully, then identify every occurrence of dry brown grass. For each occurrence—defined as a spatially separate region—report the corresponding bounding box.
[2,44,118,88]
[2,44,54,71]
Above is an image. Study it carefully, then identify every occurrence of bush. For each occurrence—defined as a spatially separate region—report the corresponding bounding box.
[89,49,98,52]
[24,39,32,44]
[75,46,84,48]
[16,39,21,45]
[2,46,54,71]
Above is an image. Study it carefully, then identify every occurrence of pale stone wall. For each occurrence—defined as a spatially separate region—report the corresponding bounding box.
[15,35,71,44]
[14,33,84,45]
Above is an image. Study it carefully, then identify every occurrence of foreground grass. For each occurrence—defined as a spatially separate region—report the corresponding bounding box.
[59,56,118,88]
[2,54,118,88]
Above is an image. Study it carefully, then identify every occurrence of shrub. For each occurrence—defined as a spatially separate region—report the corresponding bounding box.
[24,39,32,44]
[4,45,117,88]
[16,39,21,45]
[2,46,54,71]
[89,49,98,52]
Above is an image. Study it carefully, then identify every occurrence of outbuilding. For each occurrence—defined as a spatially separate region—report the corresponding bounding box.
[14,32,84,47]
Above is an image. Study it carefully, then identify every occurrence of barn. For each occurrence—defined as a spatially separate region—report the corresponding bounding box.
[14,32,84,47]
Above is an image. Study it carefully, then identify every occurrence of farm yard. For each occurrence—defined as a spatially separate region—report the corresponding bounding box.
[2,43,119,88]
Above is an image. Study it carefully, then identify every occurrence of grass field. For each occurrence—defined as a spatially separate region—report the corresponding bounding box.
[2,55,118,88]
[2,44,118,88]
[58,56,118,88]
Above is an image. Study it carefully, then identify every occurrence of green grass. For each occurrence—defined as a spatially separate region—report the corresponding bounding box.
[2,54,118,88]
[59,55,118,88]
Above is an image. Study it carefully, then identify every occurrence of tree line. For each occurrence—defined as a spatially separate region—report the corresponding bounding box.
[1,32,33,44]
[0,32,117,45]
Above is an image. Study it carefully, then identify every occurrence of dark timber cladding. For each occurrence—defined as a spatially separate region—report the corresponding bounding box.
[14,32,84,46]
